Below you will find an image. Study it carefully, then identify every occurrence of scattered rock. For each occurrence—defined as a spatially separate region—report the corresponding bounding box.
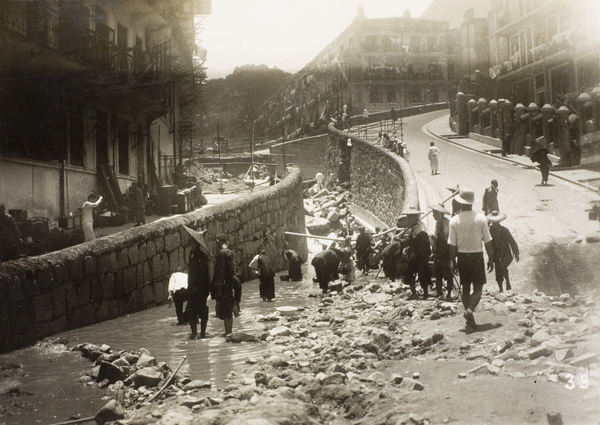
[183,380,212,391]
[226,332,259,343]
[95,400,124,425]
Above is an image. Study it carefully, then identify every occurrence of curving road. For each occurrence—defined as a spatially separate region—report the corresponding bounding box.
[383,110,600,295]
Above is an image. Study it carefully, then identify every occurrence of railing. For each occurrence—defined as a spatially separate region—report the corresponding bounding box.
[0,2,173,80]
[451,88,600,166]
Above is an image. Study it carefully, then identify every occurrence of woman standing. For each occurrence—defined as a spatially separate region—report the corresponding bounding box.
[257,252,276,301]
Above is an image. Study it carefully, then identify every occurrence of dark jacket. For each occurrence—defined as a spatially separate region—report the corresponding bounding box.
[489,224,519,269]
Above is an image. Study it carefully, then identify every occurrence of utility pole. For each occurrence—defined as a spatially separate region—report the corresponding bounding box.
[217,124,223,194]
[251,119,255,188]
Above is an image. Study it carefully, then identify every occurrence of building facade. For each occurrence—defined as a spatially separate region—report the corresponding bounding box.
[0,0,205,220]
[488,0,599,105]
[255,10,457,139]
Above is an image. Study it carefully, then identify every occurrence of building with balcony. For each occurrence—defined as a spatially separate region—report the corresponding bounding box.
[0,0,206,221]
[488,0,599,105]
[255,9,457,139]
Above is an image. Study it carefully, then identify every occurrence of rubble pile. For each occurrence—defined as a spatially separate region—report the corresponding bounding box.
[304,185,356,236]
[119,279,599,425]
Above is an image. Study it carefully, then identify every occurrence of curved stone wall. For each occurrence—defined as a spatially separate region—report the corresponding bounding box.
[0,167,307,353]
[327,124,419,228]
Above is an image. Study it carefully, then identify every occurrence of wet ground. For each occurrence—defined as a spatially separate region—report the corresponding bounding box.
[0,261,318,425]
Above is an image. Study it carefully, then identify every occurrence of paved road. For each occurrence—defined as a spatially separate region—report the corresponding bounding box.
[382,110,600,295]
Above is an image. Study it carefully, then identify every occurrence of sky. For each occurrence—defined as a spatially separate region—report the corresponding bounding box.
[200,0,434,79]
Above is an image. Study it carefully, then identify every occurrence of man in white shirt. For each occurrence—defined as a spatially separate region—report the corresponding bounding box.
[82,194,103,242]
[448,187,494,331]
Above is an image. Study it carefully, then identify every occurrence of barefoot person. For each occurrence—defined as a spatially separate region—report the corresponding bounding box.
[448,187,494,331]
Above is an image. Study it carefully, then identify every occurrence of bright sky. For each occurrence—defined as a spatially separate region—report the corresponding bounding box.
[200,0,434,79]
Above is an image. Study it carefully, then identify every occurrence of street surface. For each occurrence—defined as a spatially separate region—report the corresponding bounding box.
[381,110,600,296]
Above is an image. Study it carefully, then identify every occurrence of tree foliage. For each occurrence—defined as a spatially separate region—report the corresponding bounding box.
[197,65,292,141]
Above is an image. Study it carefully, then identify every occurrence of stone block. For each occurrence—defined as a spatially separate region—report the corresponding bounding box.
[128,245,139,265]
[138,242,147,262]
[141,285,155,307]
[5,274,25,304]
[54,262,69,284]
[102,273,115,300]
[164,232,180,252]
[34,291,54,323]
[554,349,574,363]
[146,241,156,258]
[527,346,553,360]
[569,353,599,367]
[69,257,84,281]
[169,250,180,273]
[136,264,145,289]
[155,237,165,254]
[51,284,66,319]
[89,275,102,303]
[152,256,162,279]
[116,249,129,269]
[153,280,168,303]
[98,253,117,274]
[400,377,424,391]
[69,304,96,327]
[65,281,78,312]
[123,267,137,295]
[49,316,69,334]
[35,266,54,294]
[84,255,97,277]
[76,279,91,307]
[113,271,125,298]
[143,262,152,286]
[96,299,120,323]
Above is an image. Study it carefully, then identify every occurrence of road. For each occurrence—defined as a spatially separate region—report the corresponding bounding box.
[391,110,600,295]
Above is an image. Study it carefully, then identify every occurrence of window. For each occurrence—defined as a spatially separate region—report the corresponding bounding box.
[409,90,423,103]
[410,36,420,52]
[387,87,397,103]
[369,86,380,103]
[428,36,438,52]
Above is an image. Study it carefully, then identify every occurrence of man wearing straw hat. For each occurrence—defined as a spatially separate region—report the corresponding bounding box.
[401,205,432,300]
[183,225,212,339]
[487,211,520,292]
[430,203,453,300]
[448,187,494,331]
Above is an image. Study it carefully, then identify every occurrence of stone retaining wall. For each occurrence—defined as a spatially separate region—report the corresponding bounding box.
[327,125,419,228]
[0,167,307,353]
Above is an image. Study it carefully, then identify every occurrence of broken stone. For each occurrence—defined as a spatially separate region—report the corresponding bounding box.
[227,332,259,343]
[530,329,551,347]
[183,380,212,391]
[400,377,424,391]
[181,396,203,408]
[126,368,163,387]
[136,353,157,368]
[568,352,599,367]
[390,374,403,385]
[94,400,124,425]
[543,309,568,323]
[546,411,563,425]
[527,346,554,360]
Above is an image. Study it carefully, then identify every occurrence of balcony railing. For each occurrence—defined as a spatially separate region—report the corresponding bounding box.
[0,2,173,81]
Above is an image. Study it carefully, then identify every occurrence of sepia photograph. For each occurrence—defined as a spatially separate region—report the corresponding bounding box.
[0,0,599,424]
